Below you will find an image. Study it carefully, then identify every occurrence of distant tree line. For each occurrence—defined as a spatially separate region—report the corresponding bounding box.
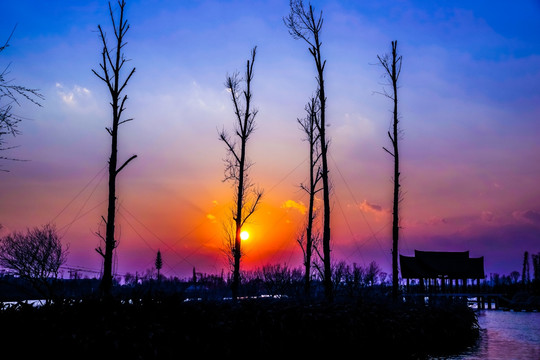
[0,258,387,302]
[1,246,539,303]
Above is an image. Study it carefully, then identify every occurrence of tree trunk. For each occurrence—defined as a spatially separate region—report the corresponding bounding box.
[390,41,400,302]
[315,37,332,303]
[304,178,315,298]
[299,97,320,299]
[101,120,118,296]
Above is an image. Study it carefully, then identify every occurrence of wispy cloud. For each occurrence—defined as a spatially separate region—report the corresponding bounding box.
[359,200,384,214]
[282,200,306,215]
[512,209,540,225]
[56,83,91,105]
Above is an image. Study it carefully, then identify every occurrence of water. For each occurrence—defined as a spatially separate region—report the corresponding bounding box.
[433,310,540,360]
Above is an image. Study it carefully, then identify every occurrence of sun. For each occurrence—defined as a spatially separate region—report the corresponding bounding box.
[240,230,249,241]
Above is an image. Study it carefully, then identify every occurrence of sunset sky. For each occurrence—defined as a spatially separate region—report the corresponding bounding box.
[1,0,539,280]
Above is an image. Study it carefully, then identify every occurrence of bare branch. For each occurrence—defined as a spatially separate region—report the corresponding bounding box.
[115,154,137,175]
[118,117,133,126]
[219,129,240,164]
[95,246,105,258]
[118,67,136,94]
[1,26,44,167]
[383,146,395,157]
[240,188,263,226]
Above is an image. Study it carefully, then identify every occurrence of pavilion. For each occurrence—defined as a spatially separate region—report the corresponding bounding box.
[400,250,485,292]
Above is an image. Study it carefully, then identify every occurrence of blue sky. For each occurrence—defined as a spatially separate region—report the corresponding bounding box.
[1,0,539,279]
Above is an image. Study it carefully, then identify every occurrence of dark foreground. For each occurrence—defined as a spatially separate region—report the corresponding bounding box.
[0,296,479,359]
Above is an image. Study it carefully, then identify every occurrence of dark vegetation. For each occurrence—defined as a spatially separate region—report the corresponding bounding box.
[3,254,540,358]
[0,262,479,359]
[0,294,478,359]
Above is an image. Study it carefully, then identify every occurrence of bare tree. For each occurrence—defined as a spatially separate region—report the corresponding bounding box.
[377,40,402,301]
[0,26,44,170]
[219,46,263,300]
[92,0,137,297]
[285,0,333,302]
[0,224,68,302]
[365,261,382,287]
[297,95,322,298]
[509,270,520,284]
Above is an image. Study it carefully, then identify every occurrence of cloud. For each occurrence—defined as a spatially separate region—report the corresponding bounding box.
[206,214,217,223]
[427,217,449,225]
[359,200,383,214]
[56,83,91,105]
[282,200,306,215]
[512,209,540,225]
[481,211,494,222]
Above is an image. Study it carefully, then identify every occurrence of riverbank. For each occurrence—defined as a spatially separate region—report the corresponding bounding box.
[0,296,478,359]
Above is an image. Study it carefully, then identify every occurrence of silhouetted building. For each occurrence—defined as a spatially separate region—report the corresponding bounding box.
[400,250,484,292]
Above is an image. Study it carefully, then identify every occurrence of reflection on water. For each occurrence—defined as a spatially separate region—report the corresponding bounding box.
[432,310,540,360]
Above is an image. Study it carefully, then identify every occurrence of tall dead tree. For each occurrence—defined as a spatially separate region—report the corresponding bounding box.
[297,95,322,298]
[285,0,332,302]
[92,0,136,297]
[377,40,402,301]
[219,46,263,300]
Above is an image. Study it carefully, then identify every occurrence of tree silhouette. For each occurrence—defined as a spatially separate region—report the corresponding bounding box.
[285,0,333,302]
[155,249,163,281]
[92,0,137,298]
[219,46,263,300]
[532,253,540,284]
[377,40,403,301]
[0,26,44,171]
[522,251,530,286]
[297,95,322,298]
[0,223,68,302]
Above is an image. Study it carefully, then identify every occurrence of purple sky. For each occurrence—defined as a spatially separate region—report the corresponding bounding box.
[1,0,539,279]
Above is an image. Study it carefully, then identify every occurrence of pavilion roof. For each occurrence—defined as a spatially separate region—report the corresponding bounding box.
[400,250,484,279]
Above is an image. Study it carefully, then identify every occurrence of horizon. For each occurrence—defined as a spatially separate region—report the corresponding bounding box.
[1,0,539,280]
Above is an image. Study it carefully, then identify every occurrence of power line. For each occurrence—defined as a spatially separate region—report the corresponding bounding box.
[266,158,307,194]
[329,153,392,267]
[50,165,107,223]
[118,207,195,271]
